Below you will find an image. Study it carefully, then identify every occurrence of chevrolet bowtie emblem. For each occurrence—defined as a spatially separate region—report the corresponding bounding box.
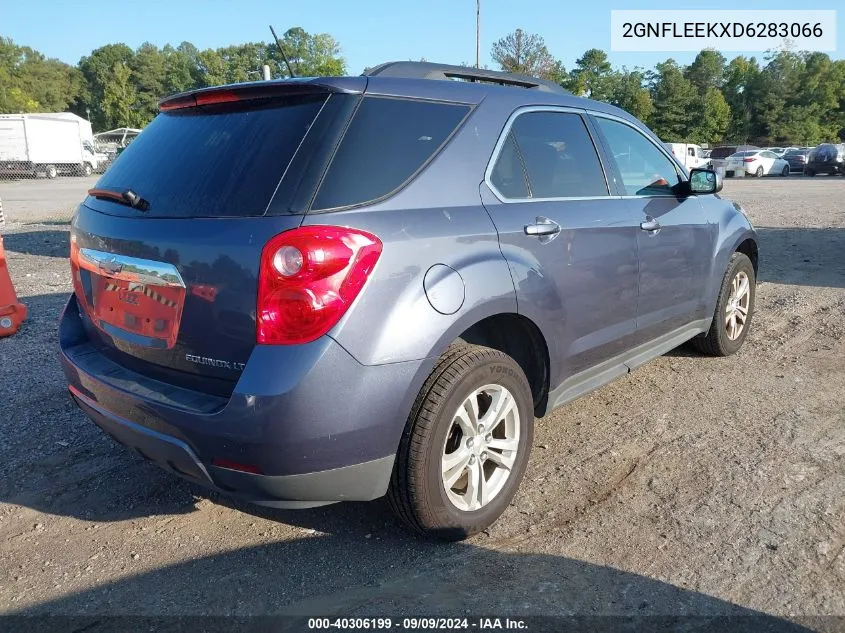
[98,258,123,275]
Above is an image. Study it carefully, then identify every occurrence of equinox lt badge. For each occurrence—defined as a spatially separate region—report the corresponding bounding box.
[185,353,245,371]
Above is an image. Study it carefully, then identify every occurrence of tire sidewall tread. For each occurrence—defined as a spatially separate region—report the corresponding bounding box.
[693,252,756,356]
[388,344,533,540]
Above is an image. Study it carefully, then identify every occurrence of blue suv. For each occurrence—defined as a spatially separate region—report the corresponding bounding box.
[61,62,758,539]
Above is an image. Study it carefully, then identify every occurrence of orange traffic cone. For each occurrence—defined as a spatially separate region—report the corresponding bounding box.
[0,235,27,337]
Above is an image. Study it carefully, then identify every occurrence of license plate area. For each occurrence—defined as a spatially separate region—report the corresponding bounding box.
[71,246,186,350]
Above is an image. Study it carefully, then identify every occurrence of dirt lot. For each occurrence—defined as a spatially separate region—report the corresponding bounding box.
[0,176,843,628]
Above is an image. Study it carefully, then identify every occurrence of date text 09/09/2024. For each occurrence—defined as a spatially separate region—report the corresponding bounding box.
[307,618,528,630]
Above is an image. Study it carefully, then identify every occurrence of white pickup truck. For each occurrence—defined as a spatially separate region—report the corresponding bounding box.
[664,143,711,171]
[0,112,108,178]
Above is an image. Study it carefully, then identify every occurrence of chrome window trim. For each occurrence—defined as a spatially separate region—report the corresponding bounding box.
[484,105,615,204]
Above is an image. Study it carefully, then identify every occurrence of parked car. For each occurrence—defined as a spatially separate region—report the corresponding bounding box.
[724,149,790,177]
[764,146,798,157]
[60,61,759,539]
[709,144,759,173]
[664,142,711,170]
[783,148,812,173]
[805,143,845,176]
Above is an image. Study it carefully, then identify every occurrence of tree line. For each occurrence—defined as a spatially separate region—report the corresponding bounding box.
[2,27,843,145]
[492,29,845,146]
[0,28,344,131]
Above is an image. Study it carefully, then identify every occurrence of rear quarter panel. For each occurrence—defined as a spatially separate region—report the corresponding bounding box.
[303,102,519,366]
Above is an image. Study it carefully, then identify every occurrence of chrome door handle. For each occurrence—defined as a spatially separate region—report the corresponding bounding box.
[640,217,661,232]
[524,216,561,237]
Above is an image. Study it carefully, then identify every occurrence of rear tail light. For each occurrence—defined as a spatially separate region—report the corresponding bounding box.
[743,157,755,163]
[257,226,382,345]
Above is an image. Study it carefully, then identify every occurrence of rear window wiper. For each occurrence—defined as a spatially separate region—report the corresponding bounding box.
[88,188,150,211]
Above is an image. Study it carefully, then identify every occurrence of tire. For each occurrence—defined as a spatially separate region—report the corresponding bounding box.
[82,163,93,177]
[692,252,756,357]
[388,343,534,540]
[781,165,789,177]
[806,169,815,177]
[755,166,764,178]
[45,164,57,179]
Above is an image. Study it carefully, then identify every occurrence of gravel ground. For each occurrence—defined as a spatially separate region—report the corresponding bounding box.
[0,176,843,628]
[0,175,98,223]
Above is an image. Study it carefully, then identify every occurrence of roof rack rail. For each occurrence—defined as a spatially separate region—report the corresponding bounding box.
[364,61,570,95]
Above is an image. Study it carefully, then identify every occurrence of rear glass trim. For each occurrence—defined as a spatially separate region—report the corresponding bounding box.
[307,95,476,214]
[262,94,331,215]
[264,93,363,216]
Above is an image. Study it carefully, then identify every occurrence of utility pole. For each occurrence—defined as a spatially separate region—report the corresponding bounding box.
[476,0,481,68]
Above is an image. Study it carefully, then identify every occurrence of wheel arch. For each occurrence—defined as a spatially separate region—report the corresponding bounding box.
[735,236,759,278]
[451,312,551,417]
[705,206,758,315]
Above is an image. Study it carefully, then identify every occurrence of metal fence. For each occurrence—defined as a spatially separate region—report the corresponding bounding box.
[0,115,143,226]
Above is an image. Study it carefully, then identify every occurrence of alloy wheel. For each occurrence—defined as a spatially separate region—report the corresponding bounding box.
[441,384,520,512]
[725,271,751,340]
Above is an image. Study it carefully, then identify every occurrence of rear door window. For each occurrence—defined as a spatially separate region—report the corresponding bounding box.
[312,97,471,210]
[91,94,327,218]
[489,133,529,199]
[491,111,609,199]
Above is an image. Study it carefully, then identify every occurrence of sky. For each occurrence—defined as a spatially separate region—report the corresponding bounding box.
[1,0,842,74]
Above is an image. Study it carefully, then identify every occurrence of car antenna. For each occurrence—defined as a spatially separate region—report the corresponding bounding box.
[269,25,296,78]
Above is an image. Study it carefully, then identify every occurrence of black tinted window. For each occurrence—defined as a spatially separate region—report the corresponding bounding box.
[93,94,326,218]
[313,97,470,209]
[710,147,737,159]
[596,117,681,196]
[490,133,529,198]
[506,112,608,198]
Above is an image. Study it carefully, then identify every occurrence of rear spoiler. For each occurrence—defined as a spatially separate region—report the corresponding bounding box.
[158,77,366,112]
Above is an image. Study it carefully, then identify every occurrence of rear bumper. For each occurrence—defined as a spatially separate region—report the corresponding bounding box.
[60,294,431,507]
[806,162,843,174]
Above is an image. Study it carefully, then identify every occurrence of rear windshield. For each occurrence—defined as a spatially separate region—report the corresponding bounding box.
[785,149,805,156]
[311,97,471,210]
[709,147,737,159]
[730,151,757,158]
[91,94,326,218]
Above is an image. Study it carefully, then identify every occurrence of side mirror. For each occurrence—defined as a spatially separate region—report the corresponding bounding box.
[689,168,722,194]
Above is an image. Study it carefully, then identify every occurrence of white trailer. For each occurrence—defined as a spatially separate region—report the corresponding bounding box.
[0,113,107,178]
[664,142,711,171]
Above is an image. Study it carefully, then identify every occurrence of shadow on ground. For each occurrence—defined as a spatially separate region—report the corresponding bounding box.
[6,536,816,632]
[755,227,845,289]
[2,229,70,258]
